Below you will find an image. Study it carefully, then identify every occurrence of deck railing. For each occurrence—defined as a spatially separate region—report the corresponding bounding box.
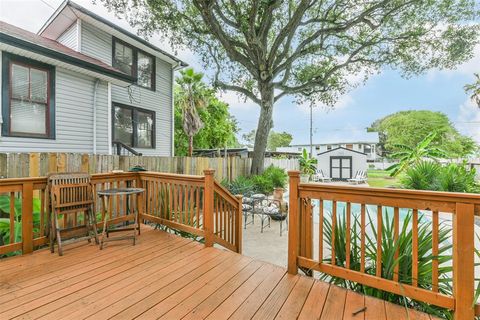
[287,170,480,319]
[0,170,242,257]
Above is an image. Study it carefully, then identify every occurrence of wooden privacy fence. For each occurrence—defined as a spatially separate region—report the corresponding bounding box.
[0,153,299,181]
[287,171,480,319]
[0,170,242,257]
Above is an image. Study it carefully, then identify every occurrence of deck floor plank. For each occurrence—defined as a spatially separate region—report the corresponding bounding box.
[0,226,436,320]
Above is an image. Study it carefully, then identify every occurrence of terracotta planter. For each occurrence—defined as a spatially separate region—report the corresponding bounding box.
[300,174,310,183]
[273,187,284,202]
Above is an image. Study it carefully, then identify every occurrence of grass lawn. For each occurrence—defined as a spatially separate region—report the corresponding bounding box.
[367,169,401,188]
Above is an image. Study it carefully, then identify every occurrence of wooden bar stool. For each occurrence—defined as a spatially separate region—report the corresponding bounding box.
[97,188,144,249]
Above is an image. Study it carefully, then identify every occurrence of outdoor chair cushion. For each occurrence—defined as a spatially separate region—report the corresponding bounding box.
[242,197,253,204]
[242,204,253,211]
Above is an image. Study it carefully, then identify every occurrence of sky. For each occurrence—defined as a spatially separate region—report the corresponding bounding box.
[1,0,479,145]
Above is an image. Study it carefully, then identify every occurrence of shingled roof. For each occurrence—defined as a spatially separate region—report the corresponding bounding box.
[0,21,134,83]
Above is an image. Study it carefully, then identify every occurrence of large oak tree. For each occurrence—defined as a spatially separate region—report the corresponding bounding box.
[101,0,479,173]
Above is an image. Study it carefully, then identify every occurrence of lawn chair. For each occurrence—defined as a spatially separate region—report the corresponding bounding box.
[312,169,332,182]
[48,173,99,256]
[348,170,368,184]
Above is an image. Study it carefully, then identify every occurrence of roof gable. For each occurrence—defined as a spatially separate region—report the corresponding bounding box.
[39,0,187,67]
[316,147,367,156]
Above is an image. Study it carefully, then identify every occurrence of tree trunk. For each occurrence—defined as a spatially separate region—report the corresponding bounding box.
[250,85,274,175]
[188,135,193,157]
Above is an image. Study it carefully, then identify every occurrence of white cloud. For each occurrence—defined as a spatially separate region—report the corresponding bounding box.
[296,93,355,116]
[457,98,480,143]
[216,90,258,111]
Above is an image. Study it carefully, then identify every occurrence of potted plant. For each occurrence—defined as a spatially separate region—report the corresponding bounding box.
[264,166,288,201]
[299,149,317,183]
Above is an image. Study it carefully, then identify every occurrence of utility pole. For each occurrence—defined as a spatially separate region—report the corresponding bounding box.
[309,104,313,158]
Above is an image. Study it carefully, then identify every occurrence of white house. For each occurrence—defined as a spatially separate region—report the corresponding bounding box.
[0,0,187,156]
[316,147,368,181]
[277,132,379,160]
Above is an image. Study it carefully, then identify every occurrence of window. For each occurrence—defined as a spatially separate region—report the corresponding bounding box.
[327,145,332,150]
[2,53,55,139]
[113,103,155,148]
[112,38,155,90]
[346,144,353,150]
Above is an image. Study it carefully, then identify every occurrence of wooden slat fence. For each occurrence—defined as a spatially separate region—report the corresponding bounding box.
[0,170,242,258]
[287,171,480,319]
[0,153,298,181]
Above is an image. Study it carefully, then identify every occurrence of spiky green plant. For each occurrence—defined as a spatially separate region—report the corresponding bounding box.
[320,204,474,319]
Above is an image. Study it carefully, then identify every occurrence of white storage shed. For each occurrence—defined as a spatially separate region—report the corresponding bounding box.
[316,147,368,181]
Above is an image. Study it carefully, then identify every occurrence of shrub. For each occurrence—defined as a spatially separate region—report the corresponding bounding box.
[222,176,256,195]
[251,174,274,194]
[262,165,288,189]
[402,160,479,193]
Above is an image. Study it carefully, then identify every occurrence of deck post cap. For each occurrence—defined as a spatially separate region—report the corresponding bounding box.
[203,169,215,175]
[288,170,301,177]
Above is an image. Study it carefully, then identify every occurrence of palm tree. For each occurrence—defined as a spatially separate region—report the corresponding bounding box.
[175,68,209,156]
[387,132,447,177]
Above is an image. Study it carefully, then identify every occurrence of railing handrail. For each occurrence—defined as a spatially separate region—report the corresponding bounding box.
[288,170,477,319]
[0,169,242,258]
[112,141,142,156]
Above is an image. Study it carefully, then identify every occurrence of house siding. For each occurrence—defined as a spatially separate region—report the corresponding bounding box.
[0,55,109,153]
[57,21,78,51]
[81,21,112,65]
[80,21,173,156]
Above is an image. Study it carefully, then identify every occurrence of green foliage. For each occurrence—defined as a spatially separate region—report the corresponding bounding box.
[175,93,239,156]
[299,149,317,175]
[465,73,480,108]
[221,176,256,195]
[241,129,293,151]
[262,165,288,189]
[370,111,477,158]
[0,196,42,254]
[322,206,460,319]
[222,166,287,195]
[386,132,448,177]
[402,160,480,193]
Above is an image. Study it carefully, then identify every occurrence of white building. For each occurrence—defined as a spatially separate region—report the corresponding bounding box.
[277,132,379,161]
[316,147,368,180]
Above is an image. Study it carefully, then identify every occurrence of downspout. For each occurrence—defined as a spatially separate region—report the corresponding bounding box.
[93,79,100,154]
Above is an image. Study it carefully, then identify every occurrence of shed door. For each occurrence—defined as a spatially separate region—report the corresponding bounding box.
[330,156,352,180]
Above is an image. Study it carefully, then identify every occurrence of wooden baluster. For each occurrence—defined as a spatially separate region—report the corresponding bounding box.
[319,199,324,264]
[184,184,189,225]
[189,185,194,226]
[432,210,439,292]
[331,200,337,266]
[299,199,306,257]
[305,199,313,260]
[235,195,243,253]
[361,203,367,273]
[196,187,200,228]
[168,183,173,221]
[376,205,382,278]
[287,170,300,275]
[346,202,351,269]
[393,207,400,282]
[203,169,215,247]
[9,192,15,244]
[222,199,227,240]
[412,208,418,286]
[22,182,34,254]
[453,203,474,319]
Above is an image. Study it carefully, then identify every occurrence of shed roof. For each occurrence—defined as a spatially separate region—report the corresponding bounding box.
[316,146,367,156]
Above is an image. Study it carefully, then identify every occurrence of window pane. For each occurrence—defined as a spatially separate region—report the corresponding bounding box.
[136,110,153,148]
[11,64,29,100]
[114,42,133,75]
[11,100,46,134]
[114,106,133,146]
[30,69,48,103]
[137,52,153,88]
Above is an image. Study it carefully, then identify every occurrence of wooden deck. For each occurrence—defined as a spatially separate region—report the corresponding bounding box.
[0,226,436,320]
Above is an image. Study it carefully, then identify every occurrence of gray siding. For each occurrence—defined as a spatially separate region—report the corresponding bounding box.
[81,21,112,65]
[80,21,173,156]
[0,59,109,153]
[57,21,78,51]
[111,58,172,156]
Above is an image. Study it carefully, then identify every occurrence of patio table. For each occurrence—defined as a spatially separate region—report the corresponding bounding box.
[97,187,144,249]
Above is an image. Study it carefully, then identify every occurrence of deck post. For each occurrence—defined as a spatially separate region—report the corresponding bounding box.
[203,169,215,247]
[235,194,243,254]
[22,182,34,254]
[453,202,474,320]
[288,170,300,275]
